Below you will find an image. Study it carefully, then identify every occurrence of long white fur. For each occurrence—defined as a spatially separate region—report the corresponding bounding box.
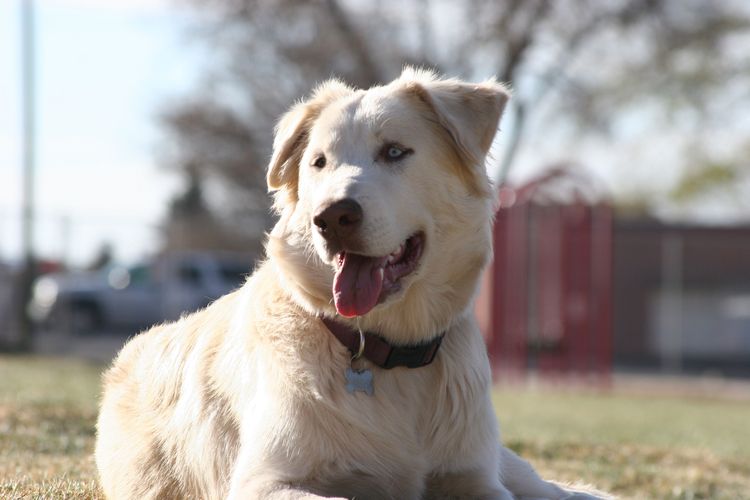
[95,68,608,499]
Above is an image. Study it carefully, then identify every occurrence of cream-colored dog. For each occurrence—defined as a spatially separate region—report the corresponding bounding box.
[96,69,604,499]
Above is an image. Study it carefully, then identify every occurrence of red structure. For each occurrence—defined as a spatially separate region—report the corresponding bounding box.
[477,167,613,381]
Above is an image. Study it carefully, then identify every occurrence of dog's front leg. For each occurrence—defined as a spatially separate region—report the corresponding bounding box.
[227,448,347,500]
[499,445,567,500]
[499,446,607,500]
[425,469,515,500]
[227,481,347,500]
[227,468,347,500]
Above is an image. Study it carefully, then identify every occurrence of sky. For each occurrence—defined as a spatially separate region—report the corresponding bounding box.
[1,1,747,267]
[0,0,201,266]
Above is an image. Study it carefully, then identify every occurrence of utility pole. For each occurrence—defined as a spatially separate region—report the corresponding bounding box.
[17,0,36,351]
[60,215,71,268]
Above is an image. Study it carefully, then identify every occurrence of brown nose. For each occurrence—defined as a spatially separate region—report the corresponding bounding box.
[313,199,363,242]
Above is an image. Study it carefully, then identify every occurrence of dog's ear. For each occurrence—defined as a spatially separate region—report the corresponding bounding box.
[267,80,354,201]
[399,68,510,194]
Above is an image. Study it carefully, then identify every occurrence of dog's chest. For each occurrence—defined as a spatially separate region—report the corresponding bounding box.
[301,357,490,497]
[254,319,494,498]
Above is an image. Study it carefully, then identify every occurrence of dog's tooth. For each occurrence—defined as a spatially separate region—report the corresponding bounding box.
[377,267,384,280]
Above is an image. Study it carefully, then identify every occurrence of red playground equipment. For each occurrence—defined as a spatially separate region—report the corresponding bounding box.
[476,167,613,381]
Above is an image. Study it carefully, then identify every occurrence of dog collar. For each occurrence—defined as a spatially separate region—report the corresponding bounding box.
[320,316,444,369]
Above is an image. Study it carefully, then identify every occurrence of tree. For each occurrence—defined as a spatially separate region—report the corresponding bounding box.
[159,0,750,252]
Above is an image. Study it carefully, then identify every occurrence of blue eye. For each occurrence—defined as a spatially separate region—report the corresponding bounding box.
[381,143,413,163]
[387,146,404,159]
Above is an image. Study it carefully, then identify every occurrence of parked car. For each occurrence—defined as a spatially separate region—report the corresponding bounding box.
[30,252,252,335]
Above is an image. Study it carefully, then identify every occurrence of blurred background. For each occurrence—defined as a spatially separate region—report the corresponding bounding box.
[3,2,750,497]
[1,0,749,378]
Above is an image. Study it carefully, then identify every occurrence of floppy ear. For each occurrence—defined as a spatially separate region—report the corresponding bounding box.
[399,68,510,194]
[267,80,354,203]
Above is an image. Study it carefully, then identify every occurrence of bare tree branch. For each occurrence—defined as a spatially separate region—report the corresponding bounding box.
[159,0,750,249]
[324,0,384,85]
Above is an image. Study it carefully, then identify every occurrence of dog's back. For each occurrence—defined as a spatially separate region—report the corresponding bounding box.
[96,291,242,499]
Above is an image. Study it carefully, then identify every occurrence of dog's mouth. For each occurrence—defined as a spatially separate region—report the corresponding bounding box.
[332,232,425,318]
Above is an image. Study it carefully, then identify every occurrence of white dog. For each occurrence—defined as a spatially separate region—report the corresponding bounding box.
[96,68,606,499]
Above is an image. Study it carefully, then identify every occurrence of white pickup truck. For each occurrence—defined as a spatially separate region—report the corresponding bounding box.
[30,252,252,335]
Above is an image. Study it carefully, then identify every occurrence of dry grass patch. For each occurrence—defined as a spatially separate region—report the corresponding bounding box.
[3,355,750,499]
[494,384,750,499]
[0,356,103,499]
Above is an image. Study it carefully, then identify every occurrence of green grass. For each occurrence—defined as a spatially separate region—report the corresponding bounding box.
[494,386,750,499]
[2,355,749,499]
[0,356,102,499]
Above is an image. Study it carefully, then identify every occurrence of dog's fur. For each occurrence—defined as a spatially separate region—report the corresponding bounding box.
[96,69,604,499]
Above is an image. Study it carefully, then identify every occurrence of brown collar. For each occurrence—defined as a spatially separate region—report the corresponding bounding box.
[320,316,444,369]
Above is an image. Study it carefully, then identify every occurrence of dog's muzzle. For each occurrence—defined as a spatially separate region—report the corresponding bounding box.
[313,198,363,250]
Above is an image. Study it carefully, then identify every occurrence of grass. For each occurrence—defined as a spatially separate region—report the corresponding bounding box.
[494,385,750,499]
[1,355,749,499]
[0,356,102,499]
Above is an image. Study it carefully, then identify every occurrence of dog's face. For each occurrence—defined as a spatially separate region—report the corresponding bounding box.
[266,69,508,342]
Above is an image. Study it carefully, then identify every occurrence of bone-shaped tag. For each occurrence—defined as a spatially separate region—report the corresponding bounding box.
[345,367,374,396]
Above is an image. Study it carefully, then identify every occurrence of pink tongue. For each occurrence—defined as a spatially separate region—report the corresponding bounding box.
[333,253,386,317]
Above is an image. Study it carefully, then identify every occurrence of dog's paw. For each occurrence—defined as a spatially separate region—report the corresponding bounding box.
[516,495,605,500]
[516,492,611,500]
[560,491,613,500]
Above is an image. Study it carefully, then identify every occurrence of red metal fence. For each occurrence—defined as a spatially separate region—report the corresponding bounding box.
[477,168,613,381]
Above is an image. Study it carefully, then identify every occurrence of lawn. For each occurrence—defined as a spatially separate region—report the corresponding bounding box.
[0,356,102,499]
[493,385,750,499]
[1,355,749,499]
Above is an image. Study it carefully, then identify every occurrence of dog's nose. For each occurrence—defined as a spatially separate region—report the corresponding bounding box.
[313,199,363,240]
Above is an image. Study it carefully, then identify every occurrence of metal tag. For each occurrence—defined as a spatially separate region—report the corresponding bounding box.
[345,367,374,396]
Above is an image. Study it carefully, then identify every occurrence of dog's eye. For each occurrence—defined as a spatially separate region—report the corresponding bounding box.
[387,146,404,159]
[380,143,413,163]
[311,154,327,169]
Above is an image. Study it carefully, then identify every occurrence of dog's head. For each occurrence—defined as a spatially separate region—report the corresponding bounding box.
[266,68,509,342]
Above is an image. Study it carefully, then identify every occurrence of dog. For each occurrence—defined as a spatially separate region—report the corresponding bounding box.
[96,68,605,499]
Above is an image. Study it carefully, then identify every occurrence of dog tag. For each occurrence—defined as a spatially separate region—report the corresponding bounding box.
[345,367,374,396]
